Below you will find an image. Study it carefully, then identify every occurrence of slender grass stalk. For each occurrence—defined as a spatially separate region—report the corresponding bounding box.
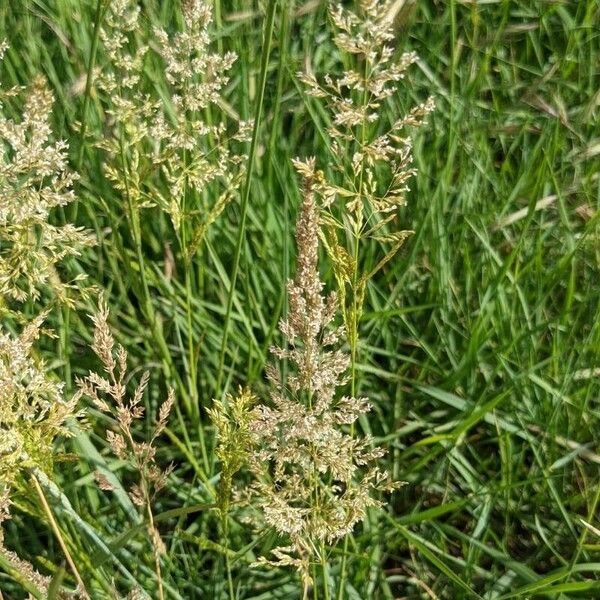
[117,134,182,402]
[146,490,164,600]
[268,0,291,387]
[337,54,370,600]
[215,0,278,395]
[320,542,330,600]
[179,164,200,419]
[75,0,109,174]
[222,513,235,600]
[31,476,88,599]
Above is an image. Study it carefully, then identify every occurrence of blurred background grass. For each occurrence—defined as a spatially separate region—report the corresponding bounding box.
[1,0,600,597]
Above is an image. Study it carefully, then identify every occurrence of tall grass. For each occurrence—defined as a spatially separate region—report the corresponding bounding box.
[1,0,599,598]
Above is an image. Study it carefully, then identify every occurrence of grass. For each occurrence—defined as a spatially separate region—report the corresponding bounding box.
[1,0,600,598]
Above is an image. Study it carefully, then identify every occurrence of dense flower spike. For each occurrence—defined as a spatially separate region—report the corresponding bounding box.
[249,173,398,588]
[208,387,256,518]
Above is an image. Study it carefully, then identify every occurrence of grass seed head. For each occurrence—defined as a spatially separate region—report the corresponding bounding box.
[0,66,93,306]
[248,173,399,584]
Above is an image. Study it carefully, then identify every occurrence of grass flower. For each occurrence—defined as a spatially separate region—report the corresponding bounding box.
[297,0,434,351]
[0,314,80,491]
[0,66,93,307]
[77,298,174,600]
[0,314,82,595]
[98,0,250,250]
[248,173,398,594]
[208,387,256,597]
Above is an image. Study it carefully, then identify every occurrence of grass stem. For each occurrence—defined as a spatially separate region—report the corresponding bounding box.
[31,475,88,599]
[215,0,278,395]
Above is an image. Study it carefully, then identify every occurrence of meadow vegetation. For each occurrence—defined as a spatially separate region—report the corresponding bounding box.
[0,0,599,598]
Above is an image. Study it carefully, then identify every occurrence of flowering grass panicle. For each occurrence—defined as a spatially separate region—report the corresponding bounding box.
[0,63,93,306]
[248,173,398,590]
[0,314,80,489]
[77,299,174,598]
[151,0,251,246]
[297,0,434,342]
[99,0,250,250]
[0,315,81,502]
[0,314,82,592]
[208,387,256,518]
[0,42,92,596]
[78,300,174,517]
[208,387,256,597]
[99,0,146,92]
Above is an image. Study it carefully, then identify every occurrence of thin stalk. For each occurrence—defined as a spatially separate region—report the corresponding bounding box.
[269,0,291,386]
[321,542,330,600]
[117,135,183,399]
[121,417,165,600]
[222,513,235,600]
[62,0,108,394]
[145,493,164,600]
[60,305,72,394]
[31,476,88,599]
[184,259,197,407]
[337,48,371,600]
[215,0,278,395]
[179,159,199,421]
[75,0,108,174]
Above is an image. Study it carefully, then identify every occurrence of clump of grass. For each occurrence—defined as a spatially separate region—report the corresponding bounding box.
[96,0,251,415]
[294,2,433,593]
[5,0,595,598]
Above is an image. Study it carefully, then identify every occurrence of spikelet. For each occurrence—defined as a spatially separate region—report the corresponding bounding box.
[248,174,399,586]
[297,0,434,335]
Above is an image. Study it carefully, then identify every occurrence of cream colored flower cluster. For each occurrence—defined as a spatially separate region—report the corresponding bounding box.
[99,0,250,244]
[0,74,93,305]
[247,171,399,587]
[297,1,434,347]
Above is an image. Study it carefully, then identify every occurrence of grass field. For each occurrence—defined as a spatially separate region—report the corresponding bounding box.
[1,0,600,598]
